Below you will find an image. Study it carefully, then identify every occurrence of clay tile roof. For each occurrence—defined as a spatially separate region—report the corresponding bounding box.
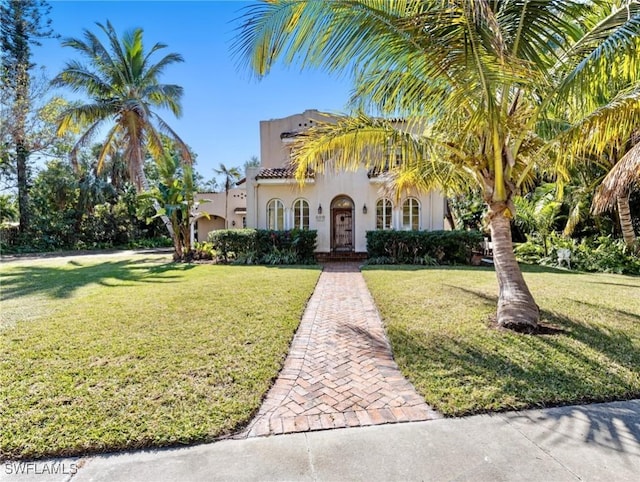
[255,167,314,179]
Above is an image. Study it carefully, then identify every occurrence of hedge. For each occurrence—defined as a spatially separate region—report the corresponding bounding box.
[207,229,317,264]
[366,230,483,265]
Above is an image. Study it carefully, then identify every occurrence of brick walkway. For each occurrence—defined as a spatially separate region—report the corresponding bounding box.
[241,263,440,437]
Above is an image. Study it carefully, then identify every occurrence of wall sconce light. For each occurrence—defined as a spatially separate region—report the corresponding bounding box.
[231,220,236,227]
[363,204,368,214]
[318,204,323,215]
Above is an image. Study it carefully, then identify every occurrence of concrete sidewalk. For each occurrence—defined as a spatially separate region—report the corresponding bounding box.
[3,399,638,482]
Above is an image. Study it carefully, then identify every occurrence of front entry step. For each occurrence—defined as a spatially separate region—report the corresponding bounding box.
[315,252,368,263]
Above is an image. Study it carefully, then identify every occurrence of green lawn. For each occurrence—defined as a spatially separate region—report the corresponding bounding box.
[0,253,320,460]
[363,265,640,416]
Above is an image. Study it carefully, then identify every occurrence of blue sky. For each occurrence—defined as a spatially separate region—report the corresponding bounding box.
[34,0,353,181]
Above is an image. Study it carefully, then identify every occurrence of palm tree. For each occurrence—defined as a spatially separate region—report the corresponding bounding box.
[237,0,636,330]
[551,2,640,249]
[141,150,196,259]
[243,155,260,178]
[52,21,192,237]
[214,163,240,229]
[593,141,640,247]
[558,107,640,248]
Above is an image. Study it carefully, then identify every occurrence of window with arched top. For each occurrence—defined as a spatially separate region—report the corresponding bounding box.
[376,198,393,230]
[402,198,420,230]
[293,199,309,230]
[267,199,284,230]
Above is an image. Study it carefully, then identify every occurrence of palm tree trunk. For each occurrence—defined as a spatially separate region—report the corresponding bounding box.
[489,203,539,331]
[616,194,636,248]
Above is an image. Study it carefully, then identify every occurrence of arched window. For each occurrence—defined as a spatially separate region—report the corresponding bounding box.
[402,198,420,230]
[267,199,284,230]
[293,199,309,230]
[376,198,393,230]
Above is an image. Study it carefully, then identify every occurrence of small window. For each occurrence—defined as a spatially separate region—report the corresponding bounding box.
[376,198,393,230]
[267,199,284,230]
[403,198,420,230]
[293,199,309,230]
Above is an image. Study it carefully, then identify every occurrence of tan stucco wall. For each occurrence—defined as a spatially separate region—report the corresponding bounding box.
[259,110,338,168]
[247,167,445,252]
[195,216,225,242]
[193,188,247,236]
[246,110,447,253]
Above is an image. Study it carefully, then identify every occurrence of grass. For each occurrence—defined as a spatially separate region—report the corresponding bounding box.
[362,265,640,417]
[0,253,320,460]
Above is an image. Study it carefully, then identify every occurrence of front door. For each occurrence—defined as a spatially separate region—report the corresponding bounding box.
[333,209,353,251]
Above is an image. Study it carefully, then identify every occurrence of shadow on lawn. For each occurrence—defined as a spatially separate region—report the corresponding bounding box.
[445,284,640,372]
[0,258,195,301]
[391,284,640,425]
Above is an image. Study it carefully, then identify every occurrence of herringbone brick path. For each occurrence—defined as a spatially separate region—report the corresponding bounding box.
[241,262,440,437]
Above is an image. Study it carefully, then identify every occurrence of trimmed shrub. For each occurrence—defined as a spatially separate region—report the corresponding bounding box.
[366,230,483,265]
[208,229,317,264]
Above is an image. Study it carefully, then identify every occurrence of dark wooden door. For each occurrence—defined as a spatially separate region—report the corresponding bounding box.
[333,209,353,251]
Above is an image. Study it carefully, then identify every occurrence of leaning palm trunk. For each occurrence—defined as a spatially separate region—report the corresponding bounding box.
[617,194,637,249]
[489,204,540,331]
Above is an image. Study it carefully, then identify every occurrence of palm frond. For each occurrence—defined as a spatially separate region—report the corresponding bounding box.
[151,114,193,164]
[51,61,112,97]
[56,103,116,137]
[144,84,184,116]
[557,1,640,102]
[593,141,640,212]
[555,83,640,162]
[140,52,184,86]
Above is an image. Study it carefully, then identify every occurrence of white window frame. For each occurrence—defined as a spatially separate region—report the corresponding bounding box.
[267,199,285,230]
[402,197,420,230]
[376,198,393,230]
[292,198,310,230]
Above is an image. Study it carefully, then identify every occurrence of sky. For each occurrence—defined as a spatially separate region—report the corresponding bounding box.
[33,0,354,181]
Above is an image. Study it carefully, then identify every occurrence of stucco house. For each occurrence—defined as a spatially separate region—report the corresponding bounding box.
[193,109,447,254]
[192,188,247,242]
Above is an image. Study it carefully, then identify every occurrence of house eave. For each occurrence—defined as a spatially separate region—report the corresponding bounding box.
[256,178,315,185]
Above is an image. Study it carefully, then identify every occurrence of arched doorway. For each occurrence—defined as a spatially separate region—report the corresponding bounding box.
[331,195,354,252]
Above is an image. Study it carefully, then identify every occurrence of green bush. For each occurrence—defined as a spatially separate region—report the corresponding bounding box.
[208,229,317,264]
[515,232,640,274]
[208,229,257,262]
[365,230,483,265]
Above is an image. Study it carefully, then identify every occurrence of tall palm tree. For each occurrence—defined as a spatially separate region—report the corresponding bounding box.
[237,0,634,330]
[214,163,240,229]
[52,21,192,236]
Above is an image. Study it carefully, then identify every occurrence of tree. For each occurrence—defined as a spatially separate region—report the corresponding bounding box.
[213,163,240,229]
[237,0,640,330]
[593,141,640,249]
[243,155,260,177]
[0,0,54,232]
[551,2,640,249]
[514,184,563,257]
[52,21,192,238]
[142,150,203,259]
[0,193,18,223]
